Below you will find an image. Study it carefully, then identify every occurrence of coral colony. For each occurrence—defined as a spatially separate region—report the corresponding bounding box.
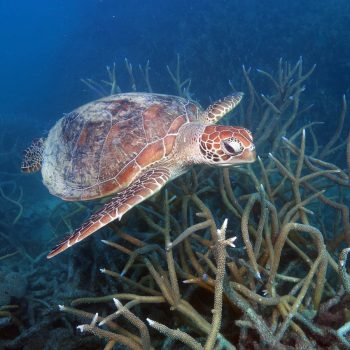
[1,57,350,349]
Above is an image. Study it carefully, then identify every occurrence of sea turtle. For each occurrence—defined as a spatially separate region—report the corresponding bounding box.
[21,92,256,258]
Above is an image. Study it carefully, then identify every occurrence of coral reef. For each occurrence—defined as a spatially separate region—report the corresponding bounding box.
[1,58,350,349]
[62,58,350,349]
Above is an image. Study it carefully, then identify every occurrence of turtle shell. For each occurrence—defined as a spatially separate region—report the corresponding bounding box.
[42,93,201,200]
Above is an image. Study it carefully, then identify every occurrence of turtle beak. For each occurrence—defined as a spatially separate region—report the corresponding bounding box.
[243,145,256,163]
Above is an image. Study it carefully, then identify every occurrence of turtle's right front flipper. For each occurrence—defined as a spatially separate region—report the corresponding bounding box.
[47,167,170,258]
[21,138,45,173]
[202,92,244,124]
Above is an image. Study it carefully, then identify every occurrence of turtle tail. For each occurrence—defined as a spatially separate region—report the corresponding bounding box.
[21,138,45,173]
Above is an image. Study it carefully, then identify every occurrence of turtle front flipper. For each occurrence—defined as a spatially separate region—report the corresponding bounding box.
[47,167,170,258]
[21,138,45,173]
[202,92,244,124]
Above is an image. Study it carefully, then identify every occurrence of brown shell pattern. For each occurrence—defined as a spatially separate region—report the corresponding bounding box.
[42,93,201,200]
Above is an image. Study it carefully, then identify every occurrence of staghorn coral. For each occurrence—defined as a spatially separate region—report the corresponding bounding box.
[55,58,350,349]
[1,57,349,349]
[0,271,27,306]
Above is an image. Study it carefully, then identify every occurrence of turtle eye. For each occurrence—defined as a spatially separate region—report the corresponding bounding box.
[222,138,244,156]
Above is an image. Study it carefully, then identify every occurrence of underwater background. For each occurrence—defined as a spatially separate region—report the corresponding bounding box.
[1,0,350,349]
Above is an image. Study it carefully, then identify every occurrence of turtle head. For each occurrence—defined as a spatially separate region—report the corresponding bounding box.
[199,125,256,166]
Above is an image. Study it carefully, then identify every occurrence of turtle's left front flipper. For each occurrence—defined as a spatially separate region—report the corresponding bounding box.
[47,167,170,258]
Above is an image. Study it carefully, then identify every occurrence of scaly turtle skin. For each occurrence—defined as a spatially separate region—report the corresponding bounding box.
[21,92,256,258]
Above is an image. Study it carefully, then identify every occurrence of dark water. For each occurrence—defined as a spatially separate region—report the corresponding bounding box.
[1,0,349,123]
[0,1,349,349]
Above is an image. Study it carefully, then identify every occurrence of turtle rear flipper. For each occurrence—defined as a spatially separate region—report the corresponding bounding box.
[21,138,45,173]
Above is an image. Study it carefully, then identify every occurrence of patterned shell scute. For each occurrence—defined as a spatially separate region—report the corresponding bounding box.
[42,93,201,201]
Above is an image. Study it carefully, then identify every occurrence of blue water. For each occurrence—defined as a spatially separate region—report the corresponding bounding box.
[1,0,349,123]
[0,0,349,348]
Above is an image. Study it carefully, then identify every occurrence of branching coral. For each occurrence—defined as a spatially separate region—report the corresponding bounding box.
[54,58,350,349]
[3,57,349,349]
